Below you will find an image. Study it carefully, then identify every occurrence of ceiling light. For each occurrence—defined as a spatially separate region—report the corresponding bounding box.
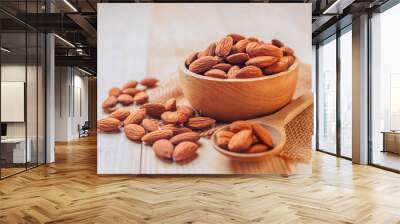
[1,47,11,53]
[78,67,93,76]
[63,0,78,12]
[54,34,75,48]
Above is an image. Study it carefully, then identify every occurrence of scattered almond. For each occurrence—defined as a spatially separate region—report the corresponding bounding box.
[141,129,173,145]
[124,124,145,141]
[123,108,146,125]
[140,103,166,118]
[141,119,160,132]
[140,77,158,88]
[164,98,177,111]
[109,108,131,121]
[133,91,148,104]
[122,80,137,89]
[160,124,192,135]
[177,105,195,118]
[117,94,134,106]
[152,139,174,159]
[102,96,117,109]
[187,117,216,130]
[108,87,121,97]
[173,141,199,162]
[161,111,189,124]
[122,88,142,96]
[97,117,121,132]
[170,132,200,145]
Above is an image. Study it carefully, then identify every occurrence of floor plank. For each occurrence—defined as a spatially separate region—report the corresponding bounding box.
[0,135,399,224]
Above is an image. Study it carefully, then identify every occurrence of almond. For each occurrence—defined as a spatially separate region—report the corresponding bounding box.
[226,53,250,64]
[271,38,284,48]
[122,88,142,96]
[161,111,189,124]
[228,129,253,153]
[205,69,228,79]
[141,129,173,145]
[173,141,199,162]
[230,120,253,133]
[124,124,145,141]
[177,105,195,118]
[170,132,200,145]
[247,36,259,42]
[248,144,268,153]
[97,117,121,132]
[141,119,160,132]
[236,66,263,79]
[122,80,138,89]
[187,117,216,130]
[245,56,278,68]
[227,65,240,79]
[281,46,294,56]
[109,87,121,97]
[252,44,283,59]
[104,107,118,114]
[140,77,158,88]
[252,123,273,147]
[102,96,117,109]
[189,56,219,74]
[198,43,216,58]
[212,63,232,72]
[160,124,192,135]
[233,38,251,53]
[245,42,259,57]
[109,108,131,121]
[263,57,289,75]
[228,33,245,43]
[164,98,177,111]
[133,91,148,104]
[140,103,166,118]
[117,94,134,106]
[215,36,233,57]
[152,139,174,159]
[123,108,146,125]
[215,130,235,148]
[185,52,198,66]
[287,55,295,67]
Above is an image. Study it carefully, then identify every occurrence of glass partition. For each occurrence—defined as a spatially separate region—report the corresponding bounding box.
[317,36,337,155]
[339,28,352,158]
[0,2,46,179]
[370,3,400,171]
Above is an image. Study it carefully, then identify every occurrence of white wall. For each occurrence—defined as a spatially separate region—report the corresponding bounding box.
[54,67,89,141]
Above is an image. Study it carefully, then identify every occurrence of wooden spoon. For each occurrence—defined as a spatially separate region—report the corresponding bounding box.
[212,91,313,161]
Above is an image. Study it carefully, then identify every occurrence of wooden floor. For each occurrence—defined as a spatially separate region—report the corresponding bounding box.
[0,135,400,224]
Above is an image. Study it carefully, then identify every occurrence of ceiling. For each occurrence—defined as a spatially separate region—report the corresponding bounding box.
[0,0,393,75]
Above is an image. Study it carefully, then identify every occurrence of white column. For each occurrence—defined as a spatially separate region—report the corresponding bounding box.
[352,14,369,164]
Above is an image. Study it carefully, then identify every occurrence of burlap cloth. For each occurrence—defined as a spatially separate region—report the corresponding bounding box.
[146,63,313,163]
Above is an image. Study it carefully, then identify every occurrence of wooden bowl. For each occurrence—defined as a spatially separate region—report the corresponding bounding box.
[211,122,285,161]
[179,60,299,122]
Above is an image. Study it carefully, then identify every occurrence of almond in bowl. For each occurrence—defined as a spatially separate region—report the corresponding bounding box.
[179,34,299,122]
